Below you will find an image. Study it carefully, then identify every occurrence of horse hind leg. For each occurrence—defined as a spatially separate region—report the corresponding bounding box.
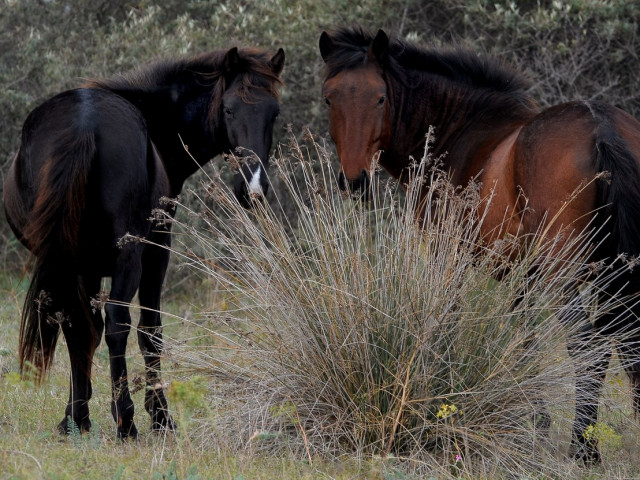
[567,323,612,464]
[138,245,175,432]
[22,253,102,436]
[105,254,142,440]
[57,274,104,435]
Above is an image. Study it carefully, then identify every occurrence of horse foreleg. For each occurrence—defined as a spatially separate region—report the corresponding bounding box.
[105,262,141,440]
[138,245,175,432]
[567,325,611,464]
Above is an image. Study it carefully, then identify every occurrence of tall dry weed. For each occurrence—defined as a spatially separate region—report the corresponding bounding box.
[160,130,636,478]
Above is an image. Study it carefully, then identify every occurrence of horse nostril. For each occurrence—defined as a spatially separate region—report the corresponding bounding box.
[339,170,371,200]
[350,170,369,192]
[338,171,348,191]
[357,170,369,192]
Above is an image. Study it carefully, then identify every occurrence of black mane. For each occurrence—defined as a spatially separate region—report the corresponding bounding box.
[86,48,282,95]
[323,26,531,97]
[85,48,284,131]
[85,50,226,93]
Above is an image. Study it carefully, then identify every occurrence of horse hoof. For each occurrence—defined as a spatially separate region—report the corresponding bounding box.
[57,416,91,435]
[117,422,139,441]
[152,414,176,432]
[569,440,601,465]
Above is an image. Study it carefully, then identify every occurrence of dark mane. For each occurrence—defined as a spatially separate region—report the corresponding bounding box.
[323,26,531,98]
[85,48,283,125]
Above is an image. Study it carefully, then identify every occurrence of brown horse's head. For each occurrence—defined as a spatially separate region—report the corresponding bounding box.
[320,29,392,198]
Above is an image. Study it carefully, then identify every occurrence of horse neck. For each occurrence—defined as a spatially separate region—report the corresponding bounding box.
[104,82,221,194]
[386,75,537,186]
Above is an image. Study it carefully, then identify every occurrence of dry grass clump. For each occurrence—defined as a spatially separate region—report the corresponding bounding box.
[162,130,634,478]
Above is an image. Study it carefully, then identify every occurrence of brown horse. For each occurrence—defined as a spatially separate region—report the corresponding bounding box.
[320,26,640,463]
[4,46,284,439]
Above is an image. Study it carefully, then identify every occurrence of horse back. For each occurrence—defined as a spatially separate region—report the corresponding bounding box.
[4,87,170,272]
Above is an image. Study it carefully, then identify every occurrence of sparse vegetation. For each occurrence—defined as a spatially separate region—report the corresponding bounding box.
[152,133,639,478]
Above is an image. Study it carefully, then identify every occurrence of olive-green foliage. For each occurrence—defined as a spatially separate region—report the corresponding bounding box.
[415,0,640,113]
[2,0,640,272]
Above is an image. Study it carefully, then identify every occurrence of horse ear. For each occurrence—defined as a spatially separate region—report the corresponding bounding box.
[319,31,334,62]
[269,48,285,76]
[223,47,240,73]
[369,29,389,67]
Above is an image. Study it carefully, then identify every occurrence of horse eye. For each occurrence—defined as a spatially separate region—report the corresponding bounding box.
[377,95,386,106]
[324,97,331,107]
[224,107,233,117]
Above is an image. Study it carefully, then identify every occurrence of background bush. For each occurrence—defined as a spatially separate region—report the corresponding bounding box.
[2,0,640,275]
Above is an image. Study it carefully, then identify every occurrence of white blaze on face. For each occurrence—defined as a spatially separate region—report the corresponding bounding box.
[247,164,263,195]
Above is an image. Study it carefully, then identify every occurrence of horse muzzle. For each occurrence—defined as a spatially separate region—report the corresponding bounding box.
[234,161,268,209]
[339,169,371,201]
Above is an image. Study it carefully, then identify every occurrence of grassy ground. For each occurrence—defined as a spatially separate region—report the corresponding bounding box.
[4,277,640,480]
[3,271,640,479]
[0,273,394,480]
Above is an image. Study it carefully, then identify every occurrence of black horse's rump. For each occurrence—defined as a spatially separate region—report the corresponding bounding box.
[4,46,284,439]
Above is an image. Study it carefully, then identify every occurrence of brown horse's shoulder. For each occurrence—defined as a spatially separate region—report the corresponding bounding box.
[476,127,524,244]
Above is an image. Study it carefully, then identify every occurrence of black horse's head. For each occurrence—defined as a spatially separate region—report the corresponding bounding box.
[216,47,285,208]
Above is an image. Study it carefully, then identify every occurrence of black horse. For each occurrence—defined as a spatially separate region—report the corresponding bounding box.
[3,46,285,439]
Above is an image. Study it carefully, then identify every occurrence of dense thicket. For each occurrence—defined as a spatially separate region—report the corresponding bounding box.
[2,0,639,271]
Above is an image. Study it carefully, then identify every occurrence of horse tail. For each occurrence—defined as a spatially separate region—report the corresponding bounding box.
[19,129,96,380]
[22,129,95,257]
[592,104,640,260]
